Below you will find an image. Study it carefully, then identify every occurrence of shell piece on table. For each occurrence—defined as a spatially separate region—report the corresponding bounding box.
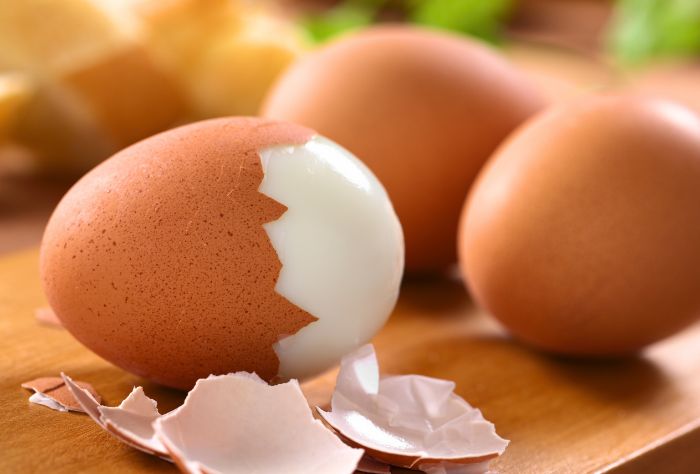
[318,345,508,472]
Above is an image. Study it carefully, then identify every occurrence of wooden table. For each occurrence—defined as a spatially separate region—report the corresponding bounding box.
[2,249,700,473]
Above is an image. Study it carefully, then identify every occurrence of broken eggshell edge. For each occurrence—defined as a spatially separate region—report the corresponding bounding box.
[61,373,170,458]
[153,373,364,474]
[62,372,364,473]
[22,376,100,413]
[317,345,509,470]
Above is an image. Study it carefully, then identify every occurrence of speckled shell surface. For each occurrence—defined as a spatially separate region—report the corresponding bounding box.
[40,117,317,389]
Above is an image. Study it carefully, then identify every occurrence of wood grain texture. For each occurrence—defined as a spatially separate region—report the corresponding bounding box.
[1,249,700,473]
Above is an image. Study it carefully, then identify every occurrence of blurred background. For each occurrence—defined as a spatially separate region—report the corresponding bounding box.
[2,0,699,254]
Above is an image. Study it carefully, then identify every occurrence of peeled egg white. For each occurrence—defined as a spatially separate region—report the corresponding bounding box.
[261,136,404,379]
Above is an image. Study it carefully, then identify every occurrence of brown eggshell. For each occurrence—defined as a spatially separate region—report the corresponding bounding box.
[262,25,546,273]
[22,376,101,412]
[40,118,316,389]
[460,95,700,355]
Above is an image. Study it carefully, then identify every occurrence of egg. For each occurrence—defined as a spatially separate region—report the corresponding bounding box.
[40,117,404,389]
[262,25,545,274]
[460,95,700,355]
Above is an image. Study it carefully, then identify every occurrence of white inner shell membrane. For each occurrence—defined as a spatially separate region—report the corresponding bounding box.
[259,136,404,380]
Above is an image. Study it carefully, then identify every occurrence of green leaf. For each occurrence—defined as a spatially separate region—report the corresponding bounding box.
[608,0,700,65]
[301,1,383,43]
[408,0,513,43]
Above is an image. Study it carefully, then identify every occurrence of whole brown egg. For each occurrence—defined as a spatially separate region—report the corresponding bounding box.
[262,25,545,273]
[460,95,700,355]
[40,117,404,389]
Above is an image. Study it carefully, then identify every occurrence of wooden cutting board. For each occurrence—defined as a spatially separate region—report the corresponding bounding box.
[2,249,699,473]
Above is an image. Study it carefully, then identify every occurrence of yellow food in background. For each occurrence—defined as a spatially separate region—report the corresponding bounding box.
[0,0,130,73]
[0,0,118,170]
[0,0,186,171]
[0,74,32,140]
[0,0,307,172]
[135,0,306,118]
[132,0,248,72]
[10,76,115,171]
[188,11,305,117]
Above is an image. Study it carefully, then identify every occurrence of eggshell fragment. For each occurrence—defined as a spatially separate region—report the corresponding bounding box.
[318,345,508,472]
[61,373,169,458]
[22,376,100,413]
[153,373,364,474]
[34,306,63,328]
[100,387,168,457]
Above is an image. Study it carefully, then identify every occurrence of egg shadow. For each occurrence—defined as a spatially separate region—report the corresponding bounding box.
[398,271,472,315]
[385,334,673,416]
[537,350,673,409]
[136,380,188,413]
[378,333,677,472]
[74,365,187,413]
